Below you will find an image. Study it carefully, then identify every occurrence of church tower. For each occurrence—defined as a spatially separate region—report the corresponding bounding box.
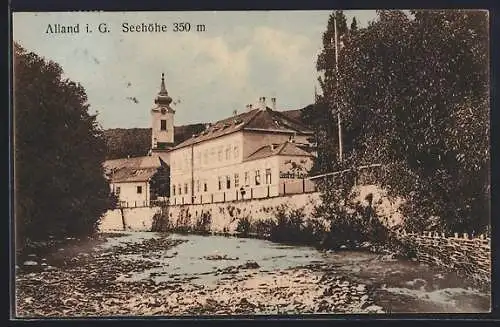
[151,73,175,151]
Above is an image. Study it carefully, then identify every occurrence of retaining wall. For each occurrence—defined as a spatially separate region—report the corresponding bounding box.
[167,192,322,233]
[99,207,160,232]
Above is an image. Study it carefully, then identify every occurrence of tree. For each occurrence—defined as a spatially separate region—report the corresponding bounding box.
[317,10,489,233]
[149,162,170,199]
[350,17,358,31]
[304,10,350,175]
[14,43,115,246]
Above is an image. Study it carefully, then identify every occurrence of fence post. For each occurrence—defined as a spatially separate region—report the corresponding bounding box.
[211,194,214,203]
[134,201,137,208]
[283,182,286,195]
[224,192,226,202]
[267,185,270,198]
[302,178,305,193]
[251,188,253,199]
[236,191,238,201]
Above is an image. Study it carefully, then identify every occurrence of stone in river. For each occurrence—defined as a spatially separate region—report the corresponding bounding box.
[23,260,38,266]
[355,284,366,291]
[365,305,383,312]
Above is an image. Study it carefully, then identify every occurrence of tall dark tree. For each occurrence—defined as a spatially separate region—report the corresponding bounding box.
[350,17,358,31]
[305,11,350,175]
[317,10,490,233]
[149,162,170,199]
[14,43,115,247]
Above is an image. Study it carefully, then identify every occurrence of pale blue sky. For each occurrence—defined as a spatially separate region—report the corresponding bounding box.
[13,11,378,128]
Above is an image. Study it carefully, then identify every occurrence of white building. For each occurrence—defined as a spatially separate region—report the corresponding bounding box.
[104,74,318,207]
[169,97,317,205]
[104,154,168,207]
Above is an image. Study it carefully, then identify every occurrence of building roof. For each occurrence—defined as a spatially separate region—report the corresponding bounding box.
[103,152,169,182]
[244,141,314,162]
[173,107,313,150]
[110,166,158,183]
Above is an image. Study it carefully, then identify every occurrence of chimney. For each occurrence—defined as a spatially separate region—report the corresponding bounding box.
[261,96,267,110]
[270,144,275,151]
[271,97,276,110]
[233,109,238,115]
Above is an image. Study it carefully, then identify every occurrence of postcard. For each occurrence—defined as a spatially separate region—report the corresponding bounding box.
[12,10,491,317]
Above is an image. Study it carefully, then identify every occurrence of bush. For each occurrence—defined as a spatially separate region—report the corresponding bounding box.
[194,211,212,234]
[236,216,252,237]
[314,174,392,249]
[151,204,169,232]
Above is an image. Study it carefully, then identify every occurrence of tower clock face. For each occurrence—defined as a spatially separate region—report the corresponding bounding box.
[161,108,167,115]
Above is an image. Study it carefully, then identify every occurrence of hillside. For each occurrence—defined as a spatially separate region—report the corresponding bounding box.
[104,123,205,159]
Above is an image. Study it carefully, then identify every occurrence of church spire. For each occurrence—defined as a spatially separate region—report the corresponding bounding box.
[155,72,172,105]
[159,73,168,95]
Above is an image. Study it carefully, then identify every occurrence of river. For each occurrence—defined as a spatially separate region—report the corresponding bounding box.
[15,231,490,317]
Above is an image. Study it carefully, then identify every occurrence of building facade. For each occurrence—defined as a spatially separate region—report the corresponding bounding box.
[104,74,318,207]
[169,97,316,205]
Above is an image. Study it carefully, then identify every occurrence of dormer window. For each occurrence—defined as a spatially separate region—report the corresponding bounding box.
[161,119,167,131]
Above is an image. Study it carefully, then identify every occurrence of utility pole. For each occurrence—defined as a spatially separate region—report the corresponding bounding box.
[334,14,343,163]
[191,142,194,204]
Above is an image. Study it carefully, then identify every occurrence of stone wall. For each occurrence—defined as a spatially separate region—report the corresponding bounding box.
[166,192,322,233]
[398,231,491,285]
[99,207,160,232]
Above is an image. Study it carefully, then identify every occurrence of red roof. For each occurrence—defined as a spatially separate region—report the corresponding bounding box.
[174,107,313,150]
[244,141,314,162]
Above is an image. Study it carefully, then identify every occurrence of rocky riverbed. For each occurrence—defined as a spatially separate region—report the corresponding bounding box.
[15,232,490,317]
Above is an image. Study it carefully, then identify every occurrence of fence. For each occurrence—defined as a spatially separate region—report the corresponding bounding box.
[121,164,386,207]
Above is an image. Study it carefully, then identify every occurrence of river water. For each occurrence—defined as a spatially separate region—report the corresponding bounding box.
[16,231,490,316]
[102,232,490,313]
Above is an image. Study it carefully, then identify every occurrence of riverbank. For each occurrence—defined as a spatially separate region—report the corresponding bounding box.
[15,232,490,317]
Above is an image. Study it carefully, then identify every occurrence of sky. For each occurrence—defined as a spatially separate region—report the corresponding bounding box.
[13,11,378,129]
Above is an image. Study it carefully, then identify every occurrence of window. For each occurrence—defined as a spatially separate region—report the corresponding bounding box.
[196,180,200,193]
[172,185,176,196]
[218,177,223,190]
[137,186,143,194]
[266,169,272,184]
[234,146,239,159]
[234,173,240,188]
[204,181,208,192]
[244,172,250,186]
[196,151,201,166]
[184,183,188,194]
[160,119,167,131]
[255,170,261,186]
[115,186,121,195]
[178,184,182,195]
[226,176,231,189]
[218,147,223,161]
[225,147,231,160]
